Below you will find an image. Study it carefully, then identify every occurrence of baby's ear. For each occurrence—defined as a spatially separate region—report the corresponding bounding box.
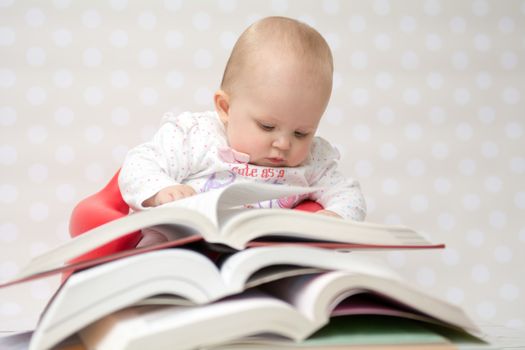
[214,89,230,124]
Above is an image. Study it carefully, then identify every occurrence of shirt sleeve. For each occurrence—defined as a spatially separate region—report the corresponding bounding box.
[118,112,198,211]
[306,138,367,221]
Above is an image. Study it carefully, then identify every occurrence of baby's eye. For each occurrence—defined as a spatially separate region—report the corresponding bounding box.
[258,122,275,131]
[294,131,309,138]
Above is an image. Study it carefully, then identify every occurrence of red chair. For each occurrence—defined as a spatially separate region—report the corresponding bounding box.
[69,169,323,263]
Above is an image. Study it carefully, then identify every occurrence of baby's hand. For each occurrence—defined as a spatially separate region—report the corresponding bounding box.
[143,184,196,207]
[316,209,342,219]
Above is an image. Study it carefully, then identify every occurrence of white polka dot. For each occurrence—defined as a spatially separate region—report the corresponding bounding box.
[510,157,525,174]
[474,34,491,51]
[424,0,441,15]
[53,28,72,47]
[402,88,421,105]
[111,70,129,88]
[351,88,369,106]
[506,319,524,330]
[110,30,128,48]
[55,145,75,164]
[505,122,523,139]
[515,191,525,210]
[30,280,54,300]
[297,15,315,27]
[451,51,469,70]
[30,242,49,258]
[462,194,480,211]
[410,194,428,213]
[0,184,18,203]
[404,123,422,140]
[220,31,236,51]
[489,211,507,229]
[194,87,213,106]
[441,248,460,266]
[379,143,398,160]
[218,0,236,12]
[374,33,391,51]
[458,158,476,176]
[352,124,370,142]
[382,178,400,196]
[478,106,495,124]
[450,17,466,33]
[481,141,498,158]
[520,228,525,243]
[53,69,73,88]
[111,107,129,126]
[138,12,156,30]
[401,51,419,70]
[438,212,456,231]
[140,124,157,141]
[193,49,213,69]
[454,88,470,105]
[406,158,425,177]
[29,202,49,221]
[82,9,101,28]
[0,261,19,280]
[0,302,21,317]
[446,287,465,305]
[110,0,127,10]
[466,229,485,246]
[475,71,492,89]
[377,107,395,124]
[27,125,48,144]
[139,49,158,68]
[325,107,343,126]
[56,183,77,203]
[333,72,342,90]
[472,264,490,283]
[192,12,211,31]
[500,51,518,70]
[494,245,513,263]
[28,163,48,183]
[164,0,182,11]
[499,283,519,301]
[349,15,366,33]
[373,0,390,15]
[54,107,75,126]
[434,177,451,194]
[431,142,449,159]
[0,106,16,126]
[112,145,129,164]
[83,48,102,67]
[165,71,184,89]
[140,87,158,105]
[484,176,502,193]
[384,214,402,225]
[375,72,393,89]
[56,220,70,241]
[456,122,473,140]
[324,33,340,51]
[498,17,515,34]
[386,251,406,268]
[0,69,16,88]
[25,7,46,27]
[85,163,105,182]
[416,267,436,287]
[26,47,46,66]
[0,27,15,46]
[0,145,17,165]
[85,126,104,144]
[322,0,339,14]
[425,33,442,51]
[354,160,373,178]
[84,86,104,105]
[426,72,443,90]
[0,222,18,242]
[53,0,71,9]
[271,0,288,13]
[472,0,489,16]
[165,31,184,49]
[476,301,496,320]
[429,106,446,124]
[400,16,416,32]
[0,0,14,6]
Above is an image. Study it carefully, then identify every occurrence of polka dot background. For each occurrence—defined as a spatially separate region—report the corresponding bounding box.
[1,0,524,332]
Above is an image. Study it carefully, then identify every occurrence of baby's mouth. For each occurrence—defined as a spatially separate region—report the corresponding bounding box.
[266,157,285,165]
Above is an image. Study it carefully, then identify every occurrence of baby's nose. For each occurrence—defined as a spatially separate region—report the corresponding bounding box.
[272,135,291,150]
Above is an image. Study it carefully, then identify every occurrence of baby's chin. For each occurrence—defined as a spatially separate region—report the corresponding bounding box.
[251,158,304,168]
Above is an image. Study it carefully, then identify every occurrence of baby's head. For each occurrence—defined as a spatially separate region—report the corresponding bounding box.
[214,16,333,167]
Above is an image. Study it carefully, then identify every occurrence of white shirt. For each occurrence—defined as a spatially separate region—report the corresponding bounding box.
[119,111,366,220]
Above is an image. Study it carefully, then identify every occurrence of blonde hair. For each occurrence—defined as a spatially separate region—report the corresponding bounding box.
[220,16,333,96]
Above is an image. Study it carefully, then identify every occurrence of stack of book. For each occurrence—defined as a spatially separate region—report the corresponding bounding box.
[1,183,482,350]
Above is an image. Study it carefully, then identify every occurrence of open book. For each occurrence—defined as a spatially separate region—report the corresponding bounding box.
[76,269,479,350]
[4,183,443,287]
[28,248,478,350]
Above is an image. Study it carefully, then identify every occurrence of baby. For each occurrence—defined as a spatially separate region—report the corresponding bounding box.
[119,16,366,221]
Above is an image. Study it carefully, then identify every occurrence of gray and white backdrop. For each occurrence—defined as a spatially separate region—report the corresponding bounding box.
[1,0,524,332]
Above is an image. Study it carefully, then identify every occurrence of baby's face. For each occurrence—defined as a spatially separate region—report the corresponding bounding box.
[220,58,331,167]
